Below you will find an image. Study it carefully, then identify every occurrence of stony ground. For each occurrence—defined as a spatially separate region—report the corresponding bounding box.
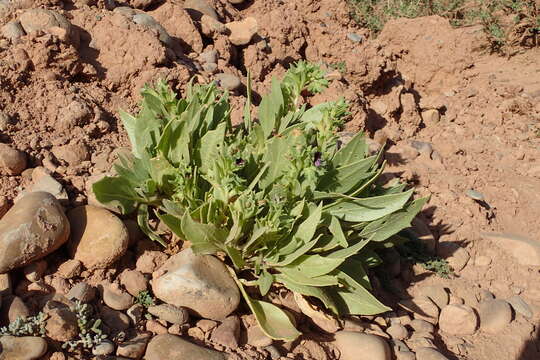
[0,0,539,360]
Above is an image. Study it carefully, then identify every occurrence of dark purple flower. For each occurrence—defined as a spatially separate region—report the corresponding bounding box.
[314,152,323,167]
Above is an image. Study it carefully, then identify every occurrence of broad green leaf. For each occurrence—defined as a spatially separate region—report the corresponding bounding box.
[330,286,391,315]
[92,176,143,214]
[318,157,378,194]
[272,238,318,266]
[360,197,429,241]
[275,273,338,314]
[327,239,370,259]
[157,213,183,238]
[259,78,284,138]
[293,203,322,244]
[327,189,414,222]
[258,269,273,296]
[278,269,339,287]
[328,216,347,247]
[353,251,383,268]
[226,246,245,269]
[332,131,369,167]
[335,257,371,290]
[181,213,224,254]
[137,204,166,246]
[198,123,226,174]
[231,269,300,341]
[280,255,344,278]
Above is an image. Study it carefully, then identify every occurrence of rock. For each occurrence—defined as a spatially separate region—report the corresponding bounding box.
[120,269,148,297]
[127,304,145,324]
[481,232,540,266]
[146,319,168,334]
[117,333,150,359]
[437,242,470,271]
[197,319,218,332]
[4,296,29,323]
[246,325,273,347]
[0,192,69,273]
[386,324,408,340]
[228,0,244,4]
[210,316,240,349]
[0,143,26,175]
[334,332,391,360]
[202,62,218,73]
[92,339,115,356]
[51,143,90,167]
[421,109,440,124]
[418,285,449,309]
[145,334,225,360]
[398,297,439,325]
[478,299,512,333]
[67,282,95,303]
[347,33,363,43]
[102,283,134,311]
[19,9,79,46]
[136,251,168,274]
[415,347,449,360]
[184,0,218,20]
[101,306,131,332]
[20,168,68,202]
[45,308,78,342]
[59,100,92,128]
[396,351,416,360]
[67,205,129,269]
[57,259,82,279]
[438,304,477,335]
[131,13,175,48]
[199,49,218,64]
[200,15,227,37]
[507,295,533,318]
[0,273,12,296]
[0,112,11,131]
[215,73,242,91]
[410,141,433,157]
[1,21,25,42]
[130,0,157,9]
[152,248,240,320]
[0,336,47,359]
[148,304,189,325]
[225,17,258,46]
[265,345,281,359]
[22,260,47,282]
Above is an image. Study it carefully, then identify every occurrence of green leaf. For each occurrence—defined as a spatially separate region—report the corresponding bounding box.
[259,78,284,138]
[280,255,344,278]
[92,176,143,214]
[278,269,339,287]
[335,257,371,290]
[157,213,183,238]
[198,123,226,174]
[328,216,348,247]
[258,270,273,296]
[331,286,391,315]
[275,273,338,314]
[137,204,166,246]
[327,189,414,222]
[181,213,224,254]
[327,239,370,259]
[230,269,300,341]
[225,246,245,269]
[319,157,378,194]
[354,251,383,268]
[332,131,369,167]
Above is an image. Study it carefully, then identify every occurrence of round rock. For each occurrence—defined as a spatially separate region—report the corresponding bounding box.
[386,324,408,340]
[0,192,69,273]
[67,282,95,303]
[215,73,242,91]
[184,0,218,20]
[415,347,449,360]
[0,143,27,175]
[152,248,240,320]
[225,17,258,46]
[1,21,25,42]
[145,334,225,360]
[438,304,478,335]
[45,308,79,342]
[148,304,189,325]
[67,205,128,269]
[478,299,512,333]
[19,9,79,46]
[102,284,133,311]
[119,269,148,296]
[334,332,391,360]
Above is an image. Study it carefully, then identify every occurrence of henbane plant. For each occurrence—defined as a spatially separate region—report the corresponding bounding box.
[93,61,428,340]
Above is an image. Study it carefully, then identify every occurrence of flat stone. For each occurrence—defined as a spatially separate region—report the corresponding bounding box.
[19,168,69,202]
[0,192,69,273]
[386,324,408,340]
[398,297,439,325]
[334,332,391,360]
[225,17,258,46]
[210,316,240,349]
[148,304,189,325]
[116,333,150,359]
[438,304,477,335]
[246,325,273,347]
[478,299,512,333]
[145,334,225,360]
[481,232,540,266]
[67,282,95,303]
[0,336,47,360]
[418,285,449,309]
[507,295,533,318]
[416,347,449,360]
[152,248,240,320]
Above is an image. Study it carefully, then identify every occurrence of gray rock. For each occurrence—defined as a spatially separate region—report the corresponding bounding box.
[199,49,218,64]
[507,295,533,318]
[152,248,240,320]
[264,345,281,359]
[132,13,174,48]
[416,347,449,360]
[0,192,69,273]
[102,284,134,311]
[1,21,25,42]
[478,299,512,333]
[0,143,26,175]
[19,9,79,47]
[148,304,189,325]
[334,332,391,360]
[67,206,128,269]
[17,167,69,203]
[481,232,540,266]
[215,73,242,91]
[438,304,477,335]
[228,0,245,4]
[67,282,95,303]
[92,339,115,356]
[225,17,258,46]
[145,334,225,360]
[465,189,485,201]
[0,336,47,359]
[202,62,218,73]
[347,33,363,43]
[184,0,218,21]
[410,141,433,156]
[0,111,11,131]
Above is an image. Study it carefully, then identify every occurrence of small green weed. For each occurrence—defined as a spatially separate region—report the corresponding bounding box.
[62,301,107,352]
[0,313,47,337]
[135,290,155,308]
[396,236,453,278]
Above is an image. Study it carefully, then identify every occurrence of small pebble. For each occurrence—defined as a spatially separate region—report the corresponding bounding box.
[507,295,533,318]
[92,340,115,356]
[347,33,363,43]
[215,73,242,91]
[465,189,485,201]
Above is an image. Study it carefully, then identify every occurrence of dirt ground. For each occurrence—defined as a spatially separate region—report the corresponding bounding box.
[0,0,539,359]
